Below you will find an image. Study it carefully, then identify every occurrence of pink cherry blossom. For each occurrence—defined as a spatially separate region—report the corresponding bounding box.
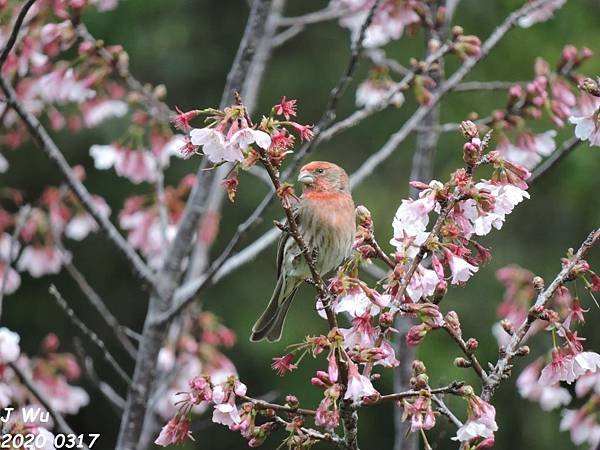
[315,396,340,431]
[190,127,271,164]
[336,0,421,48]
[560,408,600,447]
[356,77,404,108]
[32,68,95,105]
[496,131,557,170]
[0,263,21,295]
[344,362,377,402]
[17,245,66,278]
[154,416,194,447]
[64,196,111,241]
[0,328,20,364]
[569,94,600,147]
[34,373,89,415]
[539,350,577,385]
[518,0,567,28]
[401,396,436,432]
[446,250,479,285]
[454,395,498,442]
[83,99,128,128]
[516,360,571,411]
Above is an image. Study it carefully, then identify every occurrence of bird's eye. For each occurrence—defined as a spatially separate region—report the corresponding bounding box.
[316,168,324,174]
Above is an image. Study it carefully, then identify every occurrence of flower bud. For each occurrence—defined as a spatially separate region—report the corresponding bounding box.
[500,319,514,336]
[463,142,481,166]
[454,357,471,368]
[451,25,464,38]
[412,360,427,375]
[379,311,394,328]
[444,311,462,336]
[285,395,299,409]
[355,205,373,229]
[466,338,479,351]
[460,120,479,140]
[579,77,600,97]
[414,373,429,389]
[532,276,545,291]
[406,323,430,346]
[515,346,530,357]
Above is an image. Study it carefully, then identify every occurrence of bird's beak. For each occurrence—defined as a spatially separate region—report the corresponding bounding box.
[297,171,315,185]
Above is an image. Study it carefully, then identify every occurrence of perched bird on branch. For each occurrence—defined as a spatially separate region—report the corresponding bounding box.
[250,161,355,342]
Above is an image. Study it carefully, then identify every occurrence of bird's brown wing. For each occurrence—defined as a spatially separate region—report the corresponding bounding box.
[275,207,300,279]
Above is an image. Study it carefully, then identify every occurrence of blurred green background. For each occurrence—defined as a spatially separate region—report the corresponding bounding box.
[3,0,600,449]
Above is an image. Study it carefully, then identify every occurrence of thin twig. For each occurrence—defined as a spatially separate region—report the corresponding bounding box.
[59,248,137,358]
[48,285,133,386]
[530,137,582,185]
[369,382,464,404]
[277,7,350,27]
[0,0,39,68]
[239,395,316,416]
[453,80,525,92]
[74,339,125,413]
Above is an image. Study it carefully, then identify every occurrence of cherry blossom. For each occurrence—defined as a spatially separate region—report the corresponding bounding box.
[560,408,600,447]
[17,245,66,278]
[32,68,96,105]
[344,362,377,402]
[154,416,194,447]
[516,360,571,411]
[0,327,20,364]
[335,0,421,48]
[64,197,111,241]
[453,394,498,443]
[189,127,271,164]
[446,250,479,285]
[83,99,128,128]
[496,131,557,169]
[356,74,404,108]
[569,94,600,147]
[518,0,567,28]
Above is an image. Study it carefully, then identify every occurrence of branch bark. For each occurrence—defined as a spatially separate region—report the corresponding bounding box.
[115,2,274,448]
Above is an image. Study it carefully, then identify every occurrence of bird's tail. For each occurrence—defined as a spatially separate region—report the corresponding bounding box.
[250,275,299,343]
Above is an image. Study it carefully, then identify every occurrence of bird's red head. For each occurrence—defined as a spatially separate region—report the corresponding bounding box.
[297,161,350,194]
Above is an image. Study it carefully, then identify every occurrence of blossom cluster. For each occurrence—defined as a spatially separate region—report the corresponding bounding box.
[499,261,600,448]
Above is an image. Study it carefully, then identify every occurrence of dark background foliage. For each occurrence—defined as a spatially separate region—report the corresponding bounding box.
[3,0,600,449]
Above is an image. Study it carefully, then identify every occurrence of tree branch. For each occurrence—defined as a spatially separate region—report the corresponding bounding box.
[0,0,38,68]
[529,137,582,185]
[48,285,132,387]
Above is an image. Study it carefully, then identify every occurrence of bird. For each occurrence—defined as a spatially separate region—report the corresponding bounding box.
[250,161,356,342]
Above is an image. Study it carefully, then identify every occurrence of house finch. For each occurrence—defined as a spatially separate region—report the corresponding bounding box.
[250,161,355,342]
